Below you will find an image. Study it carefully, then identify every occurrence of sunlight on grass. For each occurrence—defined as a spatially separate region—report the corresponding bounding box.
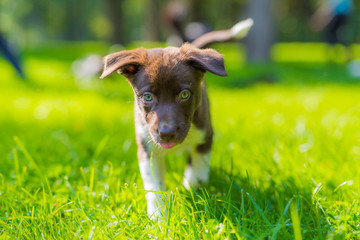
[272,43,328,63]
[272,43,351,63]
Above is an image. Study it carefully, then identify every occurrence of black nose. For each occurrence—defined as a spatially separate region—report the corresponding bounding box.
[159,125,177,140]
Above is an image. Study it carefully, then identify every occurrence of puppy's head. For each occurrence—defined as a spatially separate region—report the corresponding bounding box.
[100,43,227,149]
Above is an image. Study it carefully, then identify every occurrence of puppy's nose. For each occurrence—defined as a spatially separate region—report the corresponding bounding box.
[159,125,177,140]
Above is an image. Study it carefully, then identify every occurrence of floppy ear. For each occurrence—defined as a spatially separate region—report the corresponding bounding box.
[100,48,147,79]
[180,43,228,77]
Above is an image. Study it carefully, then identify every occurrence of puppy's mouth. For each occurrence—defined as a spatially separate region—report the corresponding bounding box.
[159,142,177,149]
[150,134,181,149]
[150,125,189,149]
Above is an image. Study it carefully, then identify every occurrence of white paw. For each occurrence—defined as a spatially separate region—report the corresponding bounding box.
[183,177,199,190]
[146,192,163,220]
[183,166,209,189]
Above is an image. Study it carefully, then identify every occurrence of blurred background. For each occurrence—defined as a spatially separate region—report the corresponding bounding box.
[1,0,359,74]
[1,0,359,45]
[0,0,360,143]
[1,0,360,168]
[1,0,360,160]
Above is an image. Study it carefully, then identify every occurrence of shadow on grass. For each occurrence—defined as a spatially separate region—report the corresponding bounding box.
[177,167,330,239]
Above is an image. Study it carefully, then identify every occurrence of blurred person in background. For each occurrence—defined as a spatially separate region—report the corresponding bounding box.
[309,0,354,62]
[0,33,25,79]
[162,1,211,47]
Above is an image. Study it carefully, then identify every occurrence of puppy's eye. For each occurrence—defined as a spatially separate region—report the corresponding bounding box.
[143,93,153,102]
[180,90,191,100]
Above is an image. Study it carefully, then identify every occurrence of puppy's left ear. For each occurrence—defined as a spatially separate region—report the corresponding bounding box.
[181,43,228,77]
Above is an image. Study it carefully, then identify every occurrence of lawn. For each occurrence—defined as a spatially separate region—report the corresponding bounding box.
[1,42,360,239]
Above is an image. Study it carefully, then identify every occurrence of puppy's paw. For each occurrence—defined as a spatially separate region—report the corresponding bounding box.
[146,192,164,221]
[182,178,199,190]
[147,203,161,221]
[146,192,170,222]
[183,166,197,189]
[183,166,209,190]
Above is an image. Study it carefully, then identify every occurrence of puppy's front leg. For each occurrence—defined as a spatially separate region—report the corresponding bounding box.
[138,144,165,219]
[183,150,210,189]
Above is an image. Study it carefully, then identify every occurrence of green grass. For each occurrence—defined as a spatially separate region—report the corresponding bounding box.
[1,42,360,239]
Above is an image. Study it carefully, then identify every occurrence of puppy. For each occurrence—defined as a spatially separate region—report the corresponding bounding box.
[100,19,253,219]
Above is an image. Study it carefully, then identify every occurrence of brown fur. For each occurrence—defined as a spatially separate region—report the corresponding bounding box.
[101,43,227,158]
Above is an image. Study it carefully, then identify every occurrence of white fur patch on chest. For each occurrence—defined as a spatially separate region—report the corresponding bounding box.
[176,124,206,151]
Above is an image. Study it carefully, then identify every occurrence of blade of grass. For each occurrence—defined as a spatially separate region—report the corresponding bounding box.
[80,167,88,186]
[14,136,40,172]
[290,200,302,240]
[14,136,52,197]
[89,167,95,203]
[247,192,272,227]
[93,135,109,160]
[13,148,22,186]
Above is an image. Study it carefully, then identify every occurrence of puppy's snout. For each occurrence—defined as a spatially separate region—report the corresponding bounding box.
[159,124,178,141]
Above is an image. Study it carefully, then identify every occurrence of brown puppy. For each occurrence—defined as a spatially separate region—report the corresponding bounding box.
[101,44,226,218]
[100,19,253,219]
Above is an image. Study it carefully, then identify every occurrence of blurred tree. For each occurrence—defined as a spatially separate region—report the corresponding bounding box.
[0,0,359,49]
[64,1,87,40]
[105,0,127,44]
[244,0,275,62]
[189,0,206,22]
[276,0,315,41]
[143,0,162,41]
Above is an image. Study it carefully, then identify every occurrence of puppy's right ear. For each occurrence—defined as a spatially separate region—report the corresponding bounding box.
[100,48,147,79]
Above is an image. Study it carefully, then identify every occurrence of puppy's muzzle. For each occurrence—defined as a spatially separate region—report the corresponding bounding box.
[159,125,177,141]
[157,121,180,149]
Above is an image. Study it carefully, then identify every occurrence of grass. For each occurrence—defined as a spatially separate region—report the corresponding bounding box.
[1,42,360,239]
